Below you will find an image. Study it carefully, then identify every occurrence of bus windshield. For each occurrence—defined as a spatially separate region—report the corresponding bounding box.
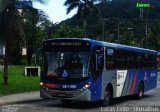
[45,51,90,78]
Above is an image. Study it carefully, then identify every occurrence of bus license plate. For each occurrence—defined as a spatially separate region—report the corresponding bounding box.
[62,85,76,89]
[58,94,65,97]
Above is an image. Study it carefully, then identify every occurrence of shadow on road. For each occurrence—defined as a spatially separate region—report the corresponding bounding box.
[110,94,151,106]
[44,94,153,109]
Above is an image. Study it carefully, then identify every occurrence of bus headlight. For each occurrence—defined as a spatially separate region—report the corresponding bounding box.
[83,83,90,90]
[79,83,91,91]
[40,82,43,86]
[83,84,90,89]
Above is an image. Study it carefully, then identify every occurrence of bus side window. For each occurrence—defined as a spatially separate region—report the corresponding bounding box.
[126,51,135,69]
[143,53,156,69]
[117,49,125,69]
[135,53,143,69]
[106,48,116,69]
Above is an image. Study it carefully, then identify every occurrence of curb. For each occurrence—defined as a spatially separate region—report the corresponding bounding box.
[0,91,41,105]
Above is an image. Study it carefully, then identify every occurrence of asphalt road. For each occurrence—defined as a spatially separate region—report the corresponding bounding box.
[0,74,160,112]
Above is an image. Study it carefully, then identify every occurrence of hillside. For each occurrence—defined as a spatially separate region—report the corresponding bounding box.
[60,0,160,49]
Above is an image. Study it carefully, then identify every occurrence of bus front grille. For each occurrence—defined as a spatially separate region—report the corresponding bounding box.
[51,92,76,98]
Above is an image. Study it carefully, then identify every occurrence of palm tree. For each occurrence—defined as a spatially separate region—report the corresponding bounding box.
[64,0,100,35]
[22,7,48,65]
[0,0,47,85]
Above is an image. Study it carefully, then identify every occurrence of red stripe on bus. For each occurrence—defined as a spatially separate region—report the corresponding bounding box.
[130,74,136,95]
[44,84,58,89]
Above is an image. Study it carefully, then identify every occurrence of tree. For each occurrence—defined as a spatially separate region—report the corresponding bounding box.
[64,0,100,35]
[0,0,47,85]
[0,0,22,85]
[9,42,22,65]
[62,0,160,46]
[22,7,48,65]
[150,19,160,51]
[52,24,84,38]
[39,19,57,39]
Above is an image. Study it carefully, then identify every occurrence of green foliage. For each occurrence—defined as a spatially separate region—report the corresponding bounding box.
[22,5,48,65]
[64,0,100,19]
[0,66,39,96]
[23,8,47,49]
[36,27,46,47]
[38,19,57,39]
[52,24,84,38]
[64,0,100,32]
[63,0,160,50]
[149,19,160,50]
[0,0,48,85]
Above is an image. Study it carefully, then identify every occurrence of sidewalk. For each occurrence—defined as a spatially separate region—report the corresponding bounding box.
[0,65,3,71]
[0,91,41,105]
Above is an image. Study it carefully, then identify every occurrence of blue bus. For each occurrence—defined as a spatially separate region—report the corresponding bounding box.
[40,38,157,106]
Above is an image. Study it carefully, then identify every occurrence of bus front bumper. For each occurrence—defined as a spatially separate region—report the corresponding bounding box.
[40,88,91,101]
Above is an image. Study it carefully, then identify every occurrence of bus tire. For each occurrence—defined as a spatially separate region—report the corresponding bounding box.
[61,99,72,104]
[136,82,144,99]
[101,87,112,106]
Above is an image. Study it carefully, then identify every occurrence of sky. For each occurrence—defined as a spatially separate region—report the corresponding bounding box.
[33,0,77,23]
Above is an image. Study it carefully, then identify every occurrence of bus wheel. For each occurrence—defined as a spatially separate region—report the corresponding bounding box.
[61,99,72,104]
[136,82,144,99]
[102,87,111,106]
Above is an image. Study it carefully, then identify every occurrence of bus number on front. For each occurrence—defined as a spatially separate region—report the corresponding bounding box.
[62,85,76,89]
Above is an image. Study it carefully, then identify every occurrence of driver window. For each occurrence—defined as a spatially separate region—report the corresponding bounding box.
[96,54,104,72]
[90,46,104,77]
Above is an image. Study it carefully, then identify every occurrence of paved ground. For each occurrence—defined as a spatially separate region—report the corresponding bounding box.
[0,65,3,71]
[0,73,160,112]
[0,88,159,112]
[0,91,41,104]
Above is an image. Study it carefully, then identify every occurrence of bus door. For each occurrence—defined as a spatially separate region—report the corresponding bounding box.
[90,46,104,101]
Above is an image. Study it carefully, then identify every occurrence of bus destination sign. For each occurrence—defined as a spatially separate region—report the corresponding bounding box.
[52,42,85,46]
[44,40,90,51]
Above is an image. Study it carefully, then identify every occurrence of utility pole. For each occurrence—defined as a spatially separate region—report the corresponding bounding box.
[102,18,105,41]
[145,24,148,48]
[117,21,120,43]
[136,2,151,48]
[156,36,158,51]
[139,8,144,19]
[145,8,148,48]
[101,18,108,41]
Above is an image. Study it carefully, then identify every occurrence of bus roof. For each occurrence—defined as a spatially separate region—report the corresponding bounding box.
[45,38,157,54]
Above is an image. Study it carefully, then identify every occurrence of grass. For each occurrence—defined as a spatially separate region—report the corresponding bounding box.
[0,66,40,96]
